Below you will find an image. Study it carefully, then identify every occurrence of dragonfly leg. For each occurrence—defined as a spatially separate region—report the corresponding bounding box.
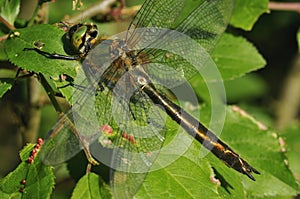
[61,113,100,165]
[23,47,81,60]
[78,133,99,165]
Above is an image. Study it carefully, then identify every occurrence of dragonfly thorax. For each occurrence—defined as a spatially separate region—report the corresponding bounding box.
[80,36,149,88]
[109,39,149,71]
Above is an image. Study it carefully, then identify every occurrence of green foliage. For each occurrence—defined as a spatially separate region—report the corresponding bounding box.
[0,0,20,25]
[71,173,112,199]
[0,0,299,199]
[4,24,77,77]
[134,104,299,198]
[190,33,266,102]
[224,74,267,102]
[231,0,269,30]
[206,106,298,197]
[0,143,54,199]
[212,33,266,80]
[0,80,12,97]
[136,155,220,199]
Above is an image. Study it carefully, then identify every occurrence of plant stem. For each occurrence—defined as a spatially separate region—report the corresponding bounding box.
[67,0,117,24]
[66,0,140,24]
[39,74,63,113]
[27,3,42,26]
[0,16,15,30]
[269,2,300,13]
[22,77,42,143]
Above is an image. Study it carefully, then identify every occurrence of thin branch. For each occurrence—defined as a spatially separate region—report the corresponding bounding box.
[0,34,9,42]
[65,0,140,24]
[119,5,140,18]
[269,2,300,13]
[0,15,15,30]
[66,0,117,24]
[39,74,63,113]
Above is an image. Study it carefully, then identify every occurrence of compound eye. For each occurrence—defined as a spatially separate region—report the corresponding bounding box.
[70,25,88,51]
[66,23,99,56]
[67,24,83,39]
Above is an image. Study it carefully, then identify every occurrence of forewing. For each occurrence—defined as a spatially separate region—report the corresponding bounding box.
[90,71,167,198]
[40,111,82,165]
[134,0,234,81]
[126,0,185,46]
[40,76,100,165]
[175,0,234,52]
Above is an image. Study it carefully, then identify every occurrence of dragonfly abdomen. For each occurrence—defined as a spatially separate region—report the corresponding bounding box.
[141,82,260,180]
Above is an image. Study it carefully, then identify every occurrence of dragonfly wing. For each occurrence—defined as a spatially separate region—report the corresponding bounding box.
[111,171,148,199]
[131,0,234,82]
[126,0,185,46]
[40,73,101,165]
[40,111,83,165]
[84,69,167,197]
[175,0,234,53]
[91,71,166,167]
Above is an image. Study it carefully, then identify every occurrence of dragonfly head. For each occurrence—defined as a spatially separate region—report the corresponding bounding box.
[67,23,99,57]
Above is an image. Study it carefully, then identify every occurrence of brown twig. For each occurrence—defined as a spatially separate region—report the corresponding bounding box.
[0,15,15,30]
[0,34,9,42]
[120,5,140,18]
[269,1,300,13]
[65,0,140,24]
[66,0,118,24]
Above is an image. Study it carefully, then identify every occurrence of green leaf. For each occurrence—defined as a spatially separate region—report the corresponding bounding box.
[0,80,12,97]
[224,74,267,102]
[0,0,20,25]
[71,173,112,199]
[54,78,74,103]
[0,42,8,60]
[0,143,55,199]
[134,104,299,198]
[202,105,299,197]
[190,33,266,102]
[231,0,269,31]
[52,66,88,104]
[212,33,266,80]
[4,24,78,77]
[136,155,220,199]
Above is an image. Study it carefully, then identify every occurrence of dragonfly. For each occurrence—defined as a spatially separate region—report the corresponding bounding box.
[27,0,259,196]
